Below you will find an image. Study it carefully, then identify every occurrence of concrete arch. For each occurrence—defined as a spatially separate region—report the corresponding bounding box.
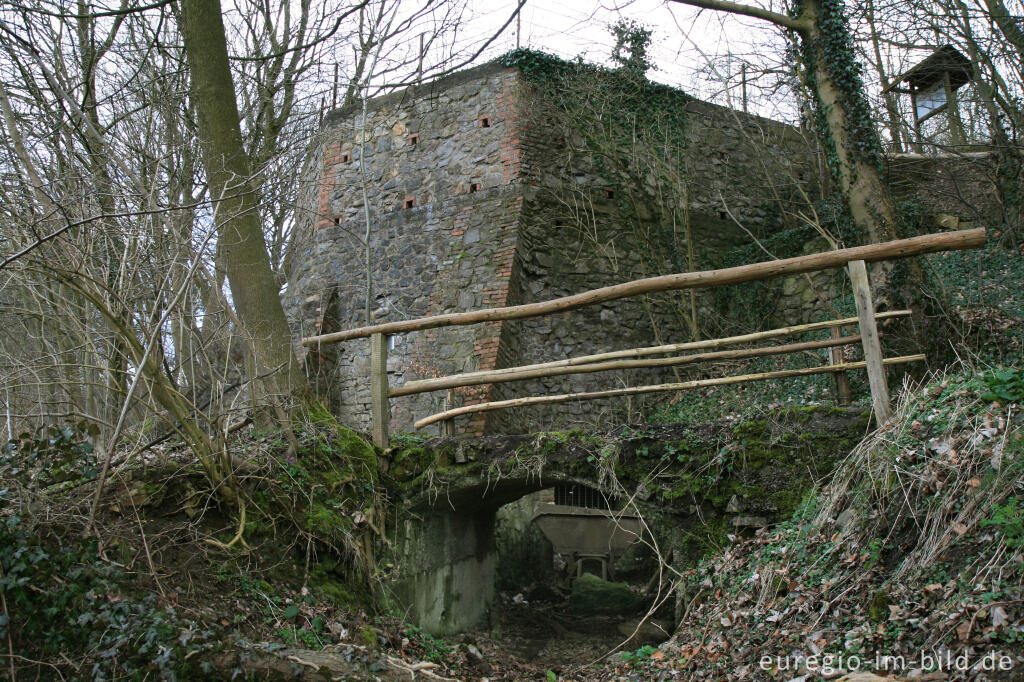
[382,408,868,634]
[386,470,615,635]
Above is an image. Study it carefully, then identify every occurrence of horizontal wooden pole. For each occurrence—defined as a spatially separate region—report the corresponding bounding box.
[301,229,983,346]
[413,354,926,429]
[393,311,910,397]
[391,335,862,397]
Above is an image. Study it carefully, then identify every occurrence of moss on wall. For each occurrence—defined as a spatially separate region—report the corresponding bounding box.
[384,404,869,611]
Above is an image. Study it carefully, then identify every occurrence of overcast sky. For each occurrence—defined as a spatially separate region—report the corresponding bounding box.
[458,0,798,120]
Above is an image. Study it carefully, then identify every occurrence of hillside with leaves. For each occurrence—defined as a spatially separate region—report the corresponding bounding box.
[607,368,1024,680]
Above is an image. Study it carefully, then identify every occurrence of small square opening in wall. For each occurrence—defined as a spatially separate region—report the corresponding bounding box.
[605,187,616,199]
[408,133,420,146]
[403,196,416,209]
[340,153,350,163]
[333,216,341,226]
[478,116,490,128]
[469,183,481,193]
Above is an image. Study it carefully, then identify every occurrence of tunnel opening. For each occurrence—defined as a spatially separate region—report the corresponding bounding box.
[387,474,678,672]
[477,483,672,672]
[494,483,639,591]
[494,490,553,594]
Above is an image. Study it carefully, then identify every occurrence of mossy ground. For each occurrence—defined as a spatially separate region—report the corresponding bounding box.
[0,418,397,679]
[7,364,1018,680]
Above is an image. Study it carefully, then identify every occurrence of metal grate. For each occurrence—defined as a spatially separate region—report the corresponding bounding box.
[553,483,615,510]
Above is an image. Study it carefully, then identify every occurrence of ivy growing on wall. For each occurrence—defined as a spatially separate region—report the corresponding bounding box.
[497,38,696,267]
[497,42,701,335]
[495,47,691,160]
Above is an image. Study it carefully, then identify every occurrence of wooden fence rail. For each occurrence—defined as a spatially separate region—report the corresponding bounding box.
[413,355,927,430]
[301,229,983,347]
[391,310,912,397]
[312,229,985,447]
[391,335,864,397]
[395,310,909,394]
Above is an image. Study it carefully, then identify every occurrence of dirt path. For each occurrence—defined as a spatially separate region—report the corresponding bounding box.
[453,594,652,680]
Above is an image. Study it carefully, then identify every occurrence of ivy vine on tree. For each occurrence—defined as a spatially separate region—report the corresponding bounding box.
[668,0,897,248]
[793,0,884,179]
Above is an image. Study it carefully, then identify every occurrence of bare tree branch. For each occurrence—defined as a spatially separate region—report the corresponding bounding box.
[666,0,811,33]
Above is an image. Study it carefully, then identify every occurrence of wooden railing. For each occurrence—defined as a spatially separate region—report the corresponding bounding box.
[301,228,986,447]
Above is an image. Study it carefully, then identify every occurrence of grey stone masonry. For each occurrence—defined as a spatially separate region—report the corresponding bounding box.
[285,61,826,435]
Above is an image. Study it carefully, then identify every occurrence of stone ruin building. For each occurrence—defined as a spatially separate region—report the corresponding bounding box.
[285,57,992,436]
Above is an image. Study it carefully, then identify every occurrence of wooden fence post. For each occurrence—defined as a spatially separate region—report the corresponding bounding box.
[441,388,456,437]
[848,260,892,424]
[370,333,389,449]
[829,326,852,405]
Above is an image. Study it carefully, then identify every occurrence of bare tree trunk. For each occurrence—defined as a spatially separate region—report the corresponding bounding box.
[179,0,313,410]
[983,0,1024,62]
[76,0,130,433]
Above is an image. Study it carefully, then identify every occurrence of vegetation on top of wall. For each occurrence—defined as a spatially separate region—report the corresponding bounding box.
[496,39,693,230]
[496,43,692,148]
[387,408,863,491]
[610,19,655,76]
[618,406,867,518]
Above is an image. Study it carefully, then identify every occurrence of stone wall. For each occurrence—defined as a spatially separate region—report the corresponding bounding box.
[388,507,497,635]
[286,64,524,434]
[484,84,821,432]
[887,151,1005,228]
[285,61,822,436]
